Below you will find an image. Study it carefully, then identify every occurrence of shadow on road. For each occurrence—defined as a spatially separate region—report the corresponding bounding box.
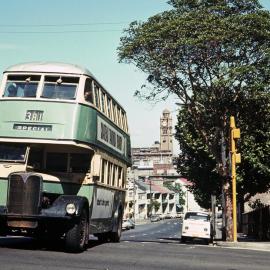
[0,236,105,253]
[122,237,210,246]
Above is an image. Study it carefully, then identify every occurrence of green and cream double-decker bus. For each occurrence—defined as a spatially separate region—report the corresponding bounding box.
[0,62,131,252]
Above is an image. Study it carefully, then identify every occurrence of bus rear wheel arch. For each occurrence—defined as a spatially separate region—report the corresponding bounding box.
[108,206,123,243]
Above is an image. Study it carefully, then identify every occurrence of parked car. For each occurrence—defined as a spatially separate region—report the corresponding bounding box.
[159,213,166,220]
[181,211,211,244]
[128,219,136,229]
[122,219,135,230]
[176,213,184,219]
[122,219,131,230]
[150,214,160,222]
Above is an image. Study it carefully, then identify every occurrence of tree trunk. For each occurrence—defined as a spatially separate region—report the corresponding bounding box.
[220,129,233,241]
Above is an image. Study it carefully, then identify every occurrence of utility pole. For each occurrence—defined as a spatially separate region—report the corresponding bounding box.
[230,116,241,242]
[148,178,152,218]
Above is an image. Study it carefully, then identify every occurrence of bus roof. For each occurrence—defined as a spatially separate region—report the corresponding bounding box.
[3,61,127,113]
[4,62,95,77]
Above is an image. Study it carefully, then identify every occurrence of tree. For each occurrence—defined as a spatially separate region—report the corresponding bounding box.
[147,199,161,215]
[118,0,270,240]
[164,182,186,211]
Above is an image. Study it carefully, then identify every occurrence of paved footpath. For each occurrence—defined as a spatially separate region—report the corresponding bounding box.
[216,234,270,252]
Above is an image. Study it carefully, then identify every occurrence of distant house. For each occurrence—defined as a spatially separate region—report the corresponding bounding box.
[175,178,203,213]
[134,179,176,219]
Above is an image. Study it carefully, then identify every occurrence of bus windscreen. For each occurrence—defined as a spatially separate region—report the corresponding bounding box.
[0,144,27,162]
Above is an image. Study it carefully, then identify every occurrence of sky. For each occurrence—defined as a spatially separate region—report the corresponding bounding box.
[0,0,269,153]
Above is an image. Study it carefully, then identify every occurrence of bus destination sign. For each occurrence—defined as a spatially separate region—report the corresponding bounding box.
[13,124,52,131]
[97,116,126,155]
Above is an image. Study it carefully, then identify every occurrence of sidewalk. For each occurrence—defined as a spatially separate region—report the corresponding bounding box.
[216,234,270,252]
[135,219,151,225]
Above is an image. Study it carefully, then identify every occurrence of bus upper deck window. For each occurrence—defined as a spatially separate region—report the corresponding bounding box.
[94,84,100,108]
[41,76,79,100]
[3,75,40,98]
[84,78,93,103]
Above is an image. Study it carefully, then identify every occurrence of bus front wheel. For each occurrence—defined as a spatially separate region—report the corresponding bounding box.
[65,209,89,253]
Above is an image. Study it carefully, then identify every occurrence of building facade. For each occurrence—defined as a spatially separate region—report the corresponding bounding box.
[124,109,202,221]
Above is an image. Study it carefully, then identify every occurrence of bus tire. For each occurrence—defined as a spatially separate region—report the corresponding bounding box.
[204,239,210,245]
[0,225,7,236]
[109,216,122,243]
[181,236,186,243]
[96,233,109,243]
[65,209,88,253]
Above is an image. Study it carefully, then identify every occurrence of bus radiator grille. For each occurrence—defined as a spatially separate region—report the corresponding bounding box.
[7,173,42,216]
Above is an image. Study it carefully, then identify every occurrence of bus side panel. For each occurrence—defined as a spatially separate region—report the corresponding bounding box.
[89,185,125,234]
[43,181,93,198]
[75,105,131,165]
[0,178,8,206]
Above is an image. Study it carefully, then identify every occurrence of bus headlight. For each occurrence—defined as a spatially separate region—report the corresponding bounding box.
[66,203,76,215]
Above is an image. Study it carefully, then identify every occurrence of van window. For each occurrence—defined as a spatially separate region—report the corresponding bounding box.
[184,212,209,221]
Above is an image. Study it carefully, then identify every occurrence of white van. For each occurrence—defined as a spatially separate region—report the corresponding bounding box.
[181,211,212,244]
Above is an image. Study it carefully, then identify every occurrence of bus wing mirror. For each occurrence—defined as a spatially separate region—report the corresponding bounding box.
[92,154,101,178]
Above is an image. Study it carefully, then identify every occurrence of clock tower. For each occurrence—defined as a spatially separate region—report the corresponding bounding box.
[160,109,173,153]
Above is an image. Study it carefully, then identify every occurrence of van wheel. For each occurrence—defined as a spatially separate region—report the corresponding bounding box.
[181,236,186,243]
[65,209,88,253]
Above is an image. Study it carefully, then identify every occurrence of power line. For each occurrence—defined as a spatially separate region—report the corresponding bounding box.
[0,29,123,34]
[0,22,130,27]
